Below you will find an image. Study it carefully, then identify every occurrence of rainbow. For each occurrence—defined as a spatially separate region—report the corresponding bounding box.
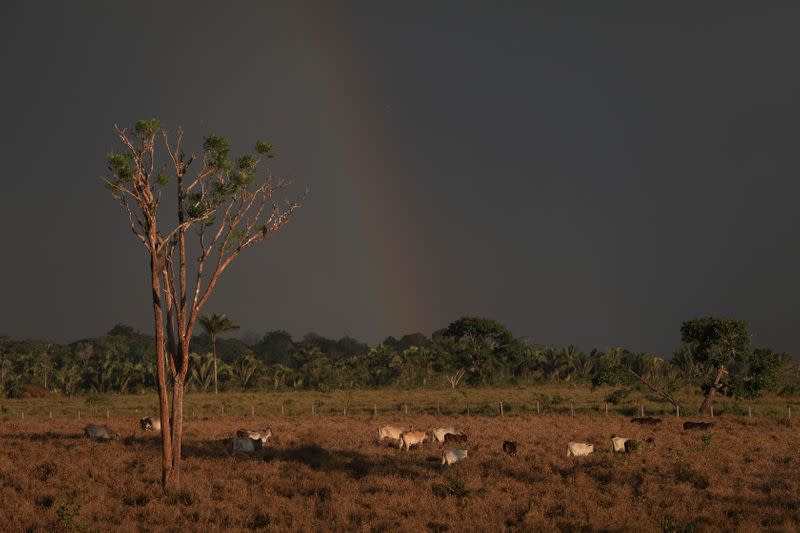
[286,5,429,339]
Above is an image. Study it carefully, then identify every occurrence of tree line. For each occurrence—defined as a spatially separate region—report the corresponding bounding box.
[2,316,797,409]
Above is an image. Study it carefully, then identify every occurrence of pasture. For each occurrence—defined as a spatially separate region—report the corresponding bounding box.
[0,391,798,531]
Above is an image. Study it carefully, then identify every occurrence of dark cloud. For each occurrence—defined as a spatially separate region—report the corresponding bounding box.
[1,1,798,355]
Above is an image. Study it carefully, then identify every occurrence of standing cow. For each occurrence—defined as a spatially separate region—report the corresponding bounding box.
[566,442,593,457]
[84,424,119,441]
[378,426,407,447]
[442,448,468,466]
[139,417,161,432]
[399,431,428,451]
[502,441,518,457]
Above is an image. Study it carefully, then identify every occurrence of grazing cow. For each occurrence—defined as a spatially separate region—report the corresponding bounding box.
[139,417,161,432]
[683,421,714,430]
[630,416,662,425]
[566,442,594,457]
[611,436,632,452]
[84,424,119,441]
[230,437,265,455]
[431,427,457,443]
[400,430,428,451]
[378,425,406,446]
[237,428,273,442]
[502,441,518,457]
[443,432,468,444]
[442,448,468,466]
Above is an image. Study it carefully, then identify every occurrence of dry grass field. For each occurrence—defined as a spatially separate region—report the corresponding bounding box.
[0,404,798,532]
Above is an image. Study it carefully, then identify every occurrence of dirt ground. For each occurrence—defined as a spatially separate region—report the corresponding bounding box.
[0,413,798,532]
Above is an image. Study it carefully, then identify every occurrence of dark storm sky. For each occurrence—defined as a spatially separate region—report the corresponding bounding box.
[1,2,798,356]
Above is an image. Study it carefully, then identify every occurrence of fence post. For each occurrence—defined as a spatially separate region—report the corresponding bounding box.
[605,403,608,416]
[49,411,53,419]
[251,405,255,417]
[570,403,574,417]
[466,401,470,416]
[640,404,644,417]
[536,401,540,415]
[404,403,408,415]
[676,405,680,418]
[373,404,377,417]
[710,405,714,418]
[21,411,24,420]
[500,400,504,417]
[748,406,752,419]
[78,410,81,419]
[106,408,110,419]
[281,403,285,416]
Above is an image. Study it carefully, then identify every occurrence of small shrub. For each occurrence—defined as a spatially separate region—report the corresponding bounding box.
[605,388,631,405]
[55,497,85,532]
[431,473,470,498]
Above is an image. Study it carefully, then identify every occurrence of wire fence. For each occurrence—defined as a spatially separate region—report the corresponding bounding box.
[1,396,797,421]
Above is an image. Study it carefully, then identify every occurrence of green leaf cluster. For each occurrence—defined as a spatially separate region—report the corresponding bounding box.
[203,135,231,172]
[134,118,162,136]
[106,152,134,183]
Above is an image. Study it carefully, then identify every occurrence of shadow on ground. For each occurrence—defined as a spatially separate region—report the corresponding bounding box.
[182,439,444,479]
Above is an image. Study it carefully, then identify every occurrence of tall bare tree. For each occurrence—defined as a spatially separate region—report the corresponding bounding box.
[103,119,304,488]
[199,313,239,394]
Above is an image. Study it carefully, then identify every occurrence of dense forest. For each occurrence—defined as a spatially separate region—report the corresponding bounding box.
[1,317,797,403]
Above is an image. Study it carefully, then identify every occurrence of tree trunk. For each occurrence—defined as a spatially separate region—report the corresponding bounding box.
[170,373,185,485]
[699,365,727,415]
[150,254,173,490]
[212,332,218,394]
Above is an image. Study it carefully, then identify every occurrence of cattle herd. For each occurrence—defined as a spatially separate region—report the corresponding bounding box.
[79,415,715,466]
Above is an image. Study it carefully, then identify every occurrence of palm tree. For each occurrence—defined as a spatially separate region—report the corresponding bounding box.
[189,352,215,392]
[198,313,240,394]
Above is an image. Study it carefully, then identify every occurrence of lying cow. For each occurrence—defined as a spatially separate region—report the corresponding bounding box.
[230,437,266,455]
[139,417,161,432]
[566,441,594,457]
[611,436,632,452]
[683,421,714,430]
[84,424,119,441]
[443,432,468,444]
[378,425,406,447]
[400,430,428,451]
[237,428,272,442]
[502,440,518,457]
[442,448,468,466]
[630,416,662,425]
[431,427,457,443]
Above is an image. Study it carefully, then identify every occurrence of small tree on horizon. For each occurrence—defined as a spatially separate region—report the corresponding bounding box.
[199,313,240,394]
[103,118,304,489]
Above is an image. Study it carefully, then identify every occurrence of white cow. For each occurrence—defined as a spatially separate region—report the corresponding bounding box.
[442,448,468,466]
[611,437,631,452]
[431,427,457,443]
[566,442,594,457]
[378,425,406,446]
[400,430,428,451]
[237,428,272,442]
[230,437,267,455]
[84,424,119,441]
